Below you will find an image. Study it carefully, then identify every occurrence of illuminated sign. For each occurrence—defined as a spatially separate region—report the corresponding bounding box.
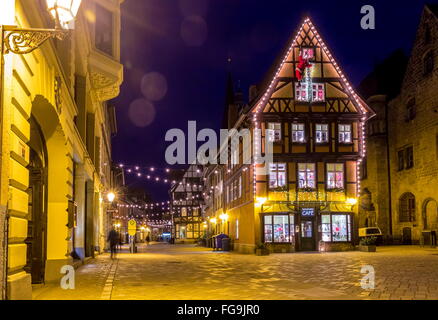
[301,208,315,217]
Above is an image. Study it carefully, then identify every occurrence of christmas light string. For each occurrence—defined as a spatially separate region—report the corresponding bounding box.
[250,17,371,199]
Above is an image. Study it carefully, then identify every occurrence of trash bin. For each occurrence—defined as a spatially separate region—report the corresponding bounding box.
[222,238,230,251]
[215,234,229,251]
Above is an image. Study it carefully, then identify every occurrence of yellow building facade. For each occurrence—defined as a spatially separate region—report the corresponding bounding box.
[0,0,123,299]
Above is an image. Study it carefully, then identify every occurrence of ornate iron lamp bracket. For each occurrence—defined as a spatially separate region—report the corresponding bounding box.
[3,26,68,55]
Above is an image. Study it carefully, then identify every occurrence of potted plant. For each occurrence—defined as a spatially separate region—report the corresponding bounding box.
[255,243,270,256]
[359,236,377,252]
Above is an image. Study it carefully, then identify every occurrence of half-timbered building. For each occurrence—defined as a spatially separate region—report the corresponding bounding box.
[211,17,375,253]
[170,164,205,243]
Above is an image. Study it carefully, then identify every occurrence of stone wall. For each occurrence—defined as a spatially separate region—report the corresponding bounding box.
[360,95,392,240]
[388,7,438,243]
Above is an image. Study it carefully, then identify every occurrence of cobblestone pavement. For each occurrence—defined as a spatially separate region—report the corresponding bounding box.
[33,243,438,300]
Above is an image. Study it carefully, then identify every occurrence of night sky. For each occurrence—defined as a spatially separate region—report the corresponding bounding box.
[112,0,431,201]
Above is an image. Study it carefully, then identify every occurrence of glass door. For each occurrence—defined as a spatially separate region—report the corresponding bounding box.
[299,208,317,251]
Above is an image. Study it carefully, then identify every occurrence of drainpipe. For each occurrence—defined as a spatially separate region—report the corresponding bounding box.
[385,97,393,237]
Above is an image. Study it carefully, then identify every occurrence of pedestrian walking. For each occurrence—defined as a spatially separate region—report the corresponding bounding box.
[146,234,150,246]
[107,227,119,259]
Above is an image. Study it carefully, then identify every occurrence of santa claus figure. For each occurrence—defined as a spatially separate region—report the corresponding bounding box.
[295,50,312,82]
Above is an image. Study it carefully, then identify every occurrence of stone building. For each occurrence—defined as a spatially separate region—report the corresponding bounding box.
[360,4,438,244]
[0,0,123,299]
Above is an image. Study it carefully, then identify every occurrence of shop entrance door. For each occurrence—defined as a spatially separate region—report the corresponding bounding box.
[299,208,317,251]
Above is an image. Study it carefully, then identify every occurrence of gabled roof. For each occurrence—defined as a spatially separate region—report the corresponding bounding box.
[249,17,375,120]
[426,3,438,18]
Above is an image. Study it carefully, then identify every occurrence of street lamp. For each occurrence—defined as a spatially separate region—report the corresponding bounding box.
[107,192,116,203]
[1,0,82,55]
[255,197,267,207]
[47,0,82,29]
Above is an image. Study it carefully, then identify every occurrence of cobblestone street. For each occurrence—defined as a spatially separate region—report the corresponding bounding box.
[32,243,438,300]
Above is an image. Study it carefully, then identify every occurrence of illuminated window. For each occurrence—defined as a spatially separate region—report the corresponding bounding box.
[327,163,344,190]
[321,214,351,242]
[301,47,314,59]
[338,124,352,143]
[312,84,325,102]
[295,82,309,101]
[298,163,316,189]
[296,83,324,102]
[292,123,305,143]
[267,123,282,142]
[315,124,329,143]
[264,214,295,243]
[236,219,239,240]
[269,163,287,189]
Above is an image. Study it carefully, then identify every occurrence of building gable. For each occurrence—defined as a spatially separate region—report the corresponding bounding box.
[251,18,374,118]
[400,5,438,95]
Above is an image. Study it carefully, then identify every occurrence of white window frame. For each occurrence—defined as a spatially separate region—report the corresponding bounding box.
[269,163,287,189]
[292,123,306,143]
[267,123,282,142]
[295,82,309,101]
[312,83,325,102]
[298,163,316,189]
[315,124,329,143]
[339,124,352,143]
[326,163,345,190]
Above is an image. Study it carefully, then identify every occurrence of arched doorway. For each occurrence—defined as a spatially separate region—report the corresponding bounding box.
[24,117,48,284]
[423,199,438,231]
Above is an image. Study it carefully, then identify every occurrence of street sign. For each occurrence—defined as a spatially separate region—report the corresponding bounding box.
[128,219,137,236]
